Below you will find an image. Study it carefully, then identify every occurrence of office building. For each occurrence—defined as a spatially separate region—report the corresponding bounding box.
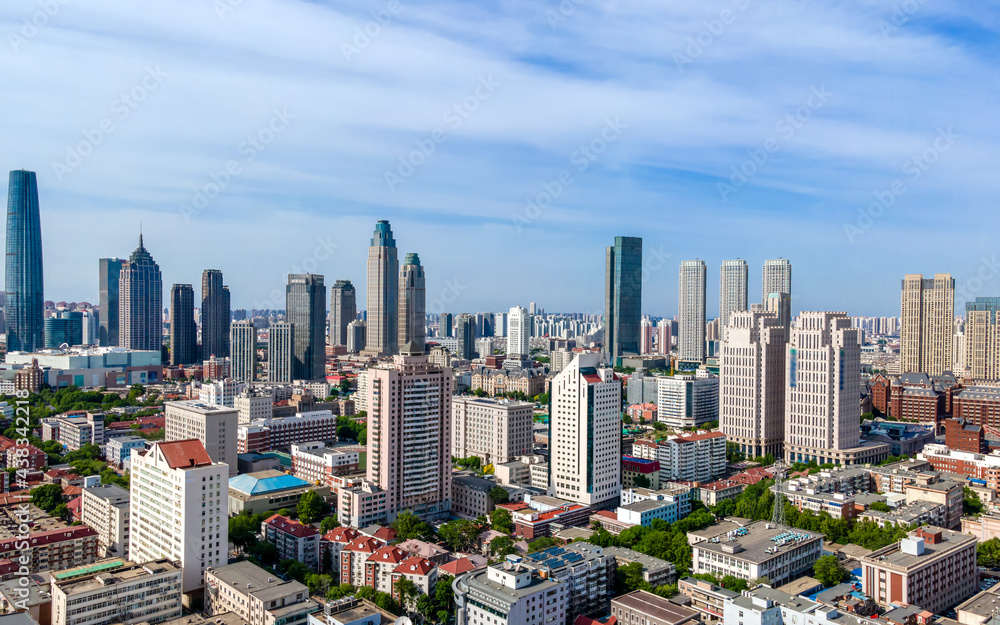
[692,521,822,587]
[50,558,183,625]
[719,259,748,330]
[169,284,196,366]
[44,311,83,348]
[80,484,130,558]
[604,236,642,362]
[900,273,955,375]
[268,322,292,383]
[346,319,365,353]
[329,279,356,347]
[367,352,452,521]
[656,371,719,429]
[201,270,230,359]
[129,439,228,597]
[765,291,792,330]
[42,411,105,450]
[164,400,238,476]
[238,410,337,453]
[290,441,361,484]
[363,220,399,357]
[398,253,426,353]
[286,274,325,380]
[230,319,257,382]
[235,388,272,424]
[861,526,977,615]
[966,297,1000,381]
[5,170,44,353]
[678,260,706,362]
[451,397,534,466]
[507,306,530,357]
[720,310,788,459]
[119,235,163,351]
[99,258,125,346]
[455,313,475,360]
[204,561,318,625]
[107,435,146,469]
[548,352,622,510]
[761,258,792,305]
[440,312,453,338]
[453,559,567,625]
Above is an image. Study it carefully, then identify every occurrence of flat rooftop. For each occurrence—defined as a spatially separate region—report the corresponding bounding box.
[53,559,179,594]
[613,590,697,624]
[694,521,822,564]
[864,528,977,571]
[207,561,307,600]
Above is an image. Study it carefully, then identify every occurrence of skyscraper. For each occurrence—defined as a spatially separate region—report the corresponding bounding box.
[656,319,672,355]
[347,319,366,353]
[398,253,426,353]
[99,258,124,346]
[604,236,642,362]
[286,274,325,380]
[548,352,621,510]
[44,311,82,348]
[329,279,357,347]
[640,318,653,354]
[231,319,257,382]
[900,273,955,376]
[268,322,292,383]
[5,170,44,353]
[363,220,399,357]
[440,312,454,338]
[719,259,748,330]
[201,269,230,359]
[761,258,792,305]
[678,260,707,362]
[119,235,163,351]
[169,284,196,366]
[367,352,452,521]
[507,306,530,357]
[455,314,475,360]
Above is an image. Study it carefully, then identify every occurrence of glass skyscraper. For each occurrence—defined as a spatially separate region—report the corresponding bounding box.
[5,170,44,353]
[286,274,326,380]
[201,269,230,359]
[398,253,426,354]
[99,257,124,346]
[604,236,642,362]
[170,284,197,365]
[120,235,163,351]
[44,311,82,348]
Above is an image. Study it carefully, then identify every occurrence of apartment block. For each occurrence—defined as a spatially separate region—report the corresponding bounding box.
[238,410,337,454]
[261,514,320,571]
[336,481,389,528]
[656,432,727,483]
[235,388,274,424]
[164,400,238,476]
[522,542,614,622]
[453,559,567,625]
[900,274,955,376]
[80,484,130,558]
[204,561,318,625]
[611,590,699,625]
[451,397,534,466]
[41,412,104,451]
[50,559,182,625]
[657,372,719,429]
[0,526,98,574]
[291,441,360,485]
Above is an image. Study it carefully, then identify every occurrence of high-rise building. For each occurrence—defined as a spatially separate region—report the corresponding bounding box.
[548,352,621,510]
[451,397,534,466]
[363,220,399,357]
[765,291,792,329]
[604,236,642,362]
[201,269,231,359]
[507,306,530,357]
[44,311,83,348]
[119,235,163,351]
[964,298,1000,380]
[455,314,476,360]
[169,284,197,366]
[761,258,792,305]
[440,312,454,338]
[99,258,124,346]
[231,319,257,382]
[678,260,707,362]
[720,310,788,459]
[656,319,672,355]
[640,318,653,355]
[784,312,887,466]
[346,319,365,353]
[398,253,426,353]
[286,274,325,381]
[656,371,719,429]
[367,352,452,521]
[719,259,748,330]
[80,309,98,346]
[268,322,292,383]
[900,274,955,376]
[329,279,357,347]
[128,439,228,597]
[164,400,238,476]
[5,170,44,353]
[954,317,967,372]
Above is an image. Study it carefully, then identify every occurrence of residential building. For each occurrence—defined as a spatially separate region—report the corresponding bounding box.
[329,279,357,348]
[603,547,676,588]
[230,320,257,382]
[128,439,228,597]
[391,557,437,605]
[346,320,365,354]
[944,417,987,453]
[164,400,238,476]
[43,412,104,450]
[267,322,293,383]
[50,558,182,625]
[657,371,718,429]
[657,319,672,355]
[723,586,851,625]
[5,170,44,353]
[291,441,360,484]
[0,526,98,574]
[453,559,567,625]
[238,410,337,453]
[201,269,231,359]
[507,306,530,358]
[119,235,163,352]
[336,481,388,527]
[761,259,792,307]
[501,497,590,540]
[772,478,856,521]
[204,561,318,625]
[548,353,621,510]
[198,378,241,408]
[604,236,643,362]
[860,526,977,615]
[657,432,727,483]
[678,260,706,362]
[398,253,426,353]
[451,397,533,466]
[678,577,739,622]
[287,274,326,381]
[621,456,660,490]
[169,284,196,366]
[451,474,499,519]
[98,257,124,347]
[611,590,699,625]
[719,259,748,330]
[522,542,614,622]
[363,220,399,358]
[80,484,130,558]
[619,484,692,522]
[261,514,320,571]
[105,435,145,469]
[966,297,1000,381]
[900,273,955,376]
[340,537,384,590]
[691,520,823,587]
[235,388,273,424]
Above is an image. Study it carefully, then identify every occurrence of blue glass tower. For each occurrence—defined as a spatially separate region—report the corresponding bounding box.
[604,236,642,362]
[5,170,44,353]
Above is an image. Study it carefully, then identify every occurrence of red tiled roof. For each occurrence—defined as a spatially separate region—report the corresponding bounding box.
[574,616,617,625]
[373,526,397,542]
[677,431,725,442]
[157,439,213,469]
[368,545,407,564]
[344,537,381,554]
[323,528,360,544]
[497,502,529,512]
[439,557,477,576]
[394,556,435,576]
[264,514,319,538]
[0,525,97,551]
[62,485,82,497]
[593,510,617,519]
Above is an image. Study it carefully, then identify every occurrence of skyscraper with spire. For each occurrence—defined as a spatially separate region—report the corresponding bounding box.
[120,234,163,351]
[398,253,425,353]
[201,269,230,359]
[5,170,44,353]
[363,220,399,357]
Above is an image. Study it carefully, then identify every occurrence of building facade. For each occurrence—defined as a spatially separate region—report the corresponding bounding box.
[169,284,196,366]
[719,259,748,330]
[398,253,426,353]
[80,484,130,558]
[98,258,124,347]
[604,236,642,362]
[5,170,44,353]
[267,322,293,383]
[286,274,326,381]
[201,269,231,359]
[329,279,357,348]
[50,558,182,625]
[230,319,257,382]
[451,397,534,466]
[119,235,163,352]
[900,273,955,376]
[164,400,238,475]
[363,220,399,357]
[678,260,707,362]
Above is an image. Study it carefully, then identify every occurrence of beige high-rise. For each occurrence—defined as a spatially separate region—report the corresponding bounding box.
[719,259,748,330]
[964,298,1000,380]
[363,220,399,357]
[900,274,955,375]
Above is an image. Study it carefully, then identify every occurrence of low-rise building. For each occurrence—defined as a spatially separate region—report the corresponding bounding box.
[290,442,360,485]
[336,481,388,528]
[104,436,145,470]
[319,527,360,572]
[603,547,675,588]
[79,484,129,558]
[363,545,408,594]
[522,542,614,622]
[391,556,437,605]
[677,576,739,622]
[50,558,182,625]
[340,537,383,590]
[619,484,692,519]
[859,419,935,457]
[0,526,98,574]
[42,413,105,451]
[611,590,699,625]
[261,514,320,571]
[772,478,856,521]
[238,411,338,454]
[616,500,681,527]
[453,559,567,625]
[494,455,548,490]
[690,521,822,587]
[228,470,331,516]
[308,597,396,625]
[621,456,660,490]
[723,586,863,625]
[500,497,589,540]
[452,475,500,519]
[204,561,318,625]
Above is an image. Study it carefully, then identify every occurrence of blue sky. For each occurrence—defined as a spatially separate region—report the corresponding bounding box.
[1,0,998,318]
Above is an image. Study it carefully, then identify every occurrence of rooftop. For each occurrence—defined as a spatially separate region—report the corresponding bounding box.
[613,590,698,625]
[206,561,308,601]
[81,483,130,502]
[862,527,976,571]
[603,546,674,572]
[52,559,180,594]
[693,521,823,564]
[229,471,311,495]
[156,439,213,469]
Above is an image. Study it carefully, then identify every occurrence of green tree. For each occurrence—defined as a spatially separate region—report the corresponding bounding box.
[965,487,985,516]
[280,559,310,582]
[527,536,561,553]
[814,554,851,587]
[633,474,651,489]
[616,561,652,594]
[490,508,514,534]
[488,486,510,505]
[868,501,892,513]
[438,519,482,553]
[489,535,517,560]
[297,490,326,524]
[979,538,1000,569]
[721,575,749,592]
[395,577,418,612]
[393,510,436,541]
[31,483,65,513]
[321,547,333,574]
[320,516,340,533]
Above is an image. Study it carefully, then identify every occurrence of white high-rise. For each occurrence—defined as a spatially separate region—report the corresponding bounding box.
[678,260,707,362]
[719,259,748,331]
[656,319,672,355]
[230,320,256,382]
[640,318,653,355]
[720,310,787,459]
[548,353,621,510]
[507,306,530,357]
[267,322,292,383]
[129,439,228,598]
[165,400,238,477]
[761,258,792,304]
